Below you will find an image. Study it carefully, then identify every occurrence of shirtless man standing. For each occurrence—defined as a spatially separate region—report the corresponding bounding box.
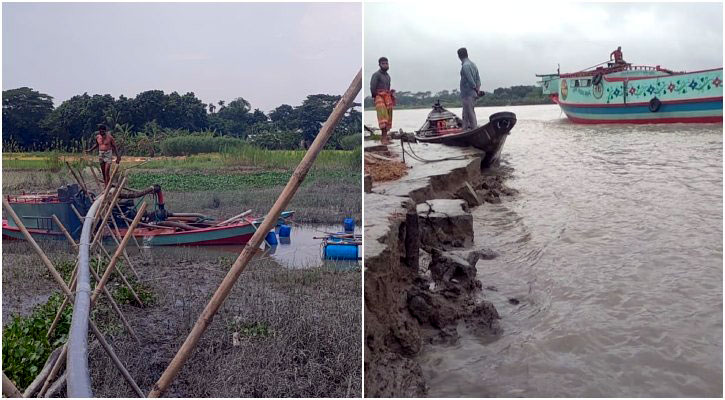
[85,124,120,185]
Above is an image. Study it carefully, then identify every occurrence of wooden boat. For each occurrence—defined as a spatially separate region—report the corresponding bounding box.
[415,101,517,167]
[2,184,294,246]
[536,61,723,124]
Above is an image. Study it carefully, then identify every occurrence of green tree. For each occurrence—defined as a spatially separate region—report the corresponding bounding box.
[297,94,341,146]
[215,97,252,137]
[2,87,54,149]
[41,93,115,146]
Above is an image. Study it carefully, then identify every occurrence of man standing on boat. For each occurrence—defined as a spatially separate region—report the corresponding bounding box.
[458,47,482,131]
[370,57,395,145]
[610,46,626,65]
[85,124,120,185]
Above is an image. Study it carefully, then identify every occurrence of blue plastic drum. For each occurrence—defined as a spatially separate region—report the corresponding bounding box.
[279,224,291,237]
[343,218,355,233]
[265,231,278,246]
[324,244,358,260]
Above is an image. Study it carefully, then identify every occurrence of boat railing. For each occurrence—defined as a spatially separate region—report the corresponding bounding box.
[6,194,62,204]
[560,64,682,79]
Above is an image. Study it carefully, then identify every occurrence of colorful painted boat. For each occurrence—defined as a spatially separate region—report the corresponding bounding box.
[3,185,294,246]
[536,62,723,124]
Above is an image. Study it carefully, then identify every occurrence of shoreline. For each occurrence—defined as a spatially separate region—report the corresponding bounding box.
[363,139,516,396]
[363,99,553,112]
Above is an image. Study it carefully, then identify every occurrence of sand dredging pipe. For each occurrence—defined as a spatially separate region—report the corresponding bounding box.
[66,193,105,397]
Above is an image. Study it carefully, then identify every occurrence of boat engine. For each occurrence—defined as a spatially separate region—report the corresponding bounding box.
[418,101,464,137]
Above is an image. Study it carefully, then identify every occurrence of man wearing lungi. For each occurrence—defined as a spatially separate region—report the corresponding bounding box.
[370,57,395,145]
[85,124,120,185]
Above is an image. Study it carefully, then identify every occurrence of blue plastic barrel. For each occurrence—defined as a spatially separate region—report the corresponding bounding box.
[279,224,291,237]
[343,218,355,232]
[265,231,278,246]
[324,244,358,260]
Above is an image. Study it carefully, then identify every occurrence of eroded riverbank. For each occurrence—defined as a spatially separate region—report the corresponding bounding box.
[364,139,516,396]
[365,105,723,397]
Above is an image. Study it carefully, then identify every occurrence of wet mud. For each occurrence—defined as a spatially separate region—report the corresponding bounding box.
[364,140,516,397]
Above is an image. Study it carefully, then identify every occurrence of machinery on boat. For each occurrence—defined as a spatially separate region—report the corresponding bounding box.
[3,183,294,246]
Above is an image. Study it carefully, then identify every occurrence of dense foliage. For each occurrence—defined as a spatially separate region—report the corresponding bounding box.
[3,88,361,152]
[363,85,550,109]
[2,292,73,390]
[2,87,55,149]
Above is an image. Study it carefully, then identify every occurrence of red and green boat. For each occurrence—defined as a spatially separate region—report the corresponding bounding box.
[537,60,723,124]
[3,184,294,246]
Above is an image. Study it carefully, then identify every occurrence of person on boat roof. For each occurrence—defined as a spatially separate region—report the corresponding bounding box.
[370,57,395,145]
[458,47,483,131]
[610,46,626,65]
[85,124,120,185]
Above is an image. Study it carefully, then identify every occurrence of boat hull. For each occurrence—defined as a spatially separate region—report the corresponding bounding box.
[547,67,723,124]
[416,112,517,167]
[553,96,723,124]
[2,220,66,241]
[130,223,257,246]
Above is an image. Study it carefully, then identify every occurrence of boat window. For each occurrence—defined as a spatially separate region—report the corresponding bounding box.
[574,80,580,87]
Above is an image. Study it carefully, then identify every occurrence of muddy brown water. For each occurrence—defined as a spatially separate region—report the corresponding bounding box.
[365,105,723,397]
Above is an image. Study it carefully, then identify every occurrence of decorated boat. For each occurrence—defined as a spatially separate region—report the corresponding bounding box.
[2,183,294,246]
[415,101,517,167]
[536,61,723,124]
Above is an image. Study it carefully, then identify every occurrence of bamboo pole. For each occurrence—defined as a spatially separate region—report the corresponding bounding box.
[52,214,140,341]
[65,162,89,196]
[148,69,362,398]
[89,165,104,192]
[91,176,128,247]
[37,346,67,397]
[52,214,78,249]
[93,165,120,231]
[46,265,77,338]
[95,242,144,307]
[91,202,147,305]
[109,216,141,279]
[2,372,22,398]
[115,203,143,249]
[3,198,143,397]
[89,266,141,343]
[215,209,252,226]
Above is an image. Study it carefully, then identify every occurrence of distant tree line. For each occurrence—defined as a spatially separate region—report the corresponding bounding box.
[3,87,361,152]
[363,85,551,109]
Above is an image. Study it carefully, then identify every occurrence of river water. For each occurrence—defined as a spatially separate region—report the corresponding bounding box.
[365,104,723,397]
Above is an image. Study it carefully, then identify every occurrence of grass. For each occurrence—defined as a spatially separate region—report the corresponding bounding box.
[3,147,362,172]
[3,145,361,224]
[127,170,359,191]
[84,251,361,397]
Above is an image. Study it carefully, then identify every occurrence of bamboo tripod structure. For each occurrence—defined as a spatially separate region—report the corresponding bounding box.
[2,162,148,397]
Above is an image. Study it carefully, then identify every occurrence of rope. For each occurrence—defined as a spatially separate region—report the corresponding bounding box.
[575,59,611,73]
[400,138,470,163]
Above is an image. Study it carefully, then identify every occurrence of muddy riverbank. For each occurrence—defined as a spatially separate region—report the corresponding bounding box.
[364,139,516,397]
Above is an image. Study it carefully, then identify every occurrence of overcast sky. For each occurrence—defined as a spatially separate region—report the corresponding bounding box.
[3,2,361,111]
[365,2,723,95]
